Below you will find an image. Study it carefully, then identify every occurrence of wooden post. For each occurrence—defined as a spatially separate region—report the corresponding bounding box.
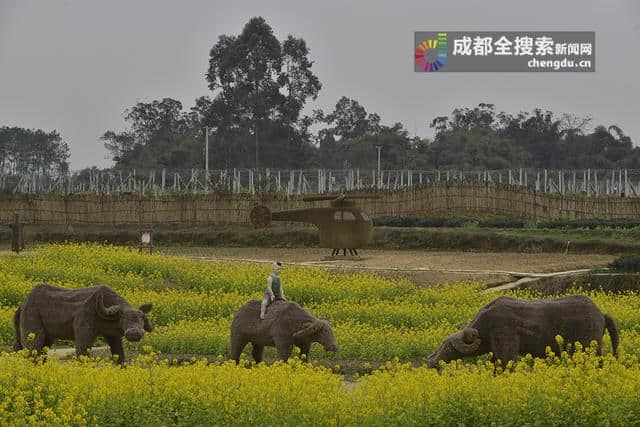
[519,168,523,186]
[266,168,271,192]
[288,170,295,196]
[11,213,24,254]
[619,169,623,196]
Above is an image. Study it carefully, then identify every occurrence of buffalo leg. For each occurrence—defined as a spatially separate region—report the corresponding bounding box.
[595,338,603,356]
[75,341,93,359]
[42,335,54,360]
[274,338,293,361]
[23,328,46,355]
[73,330,97,360]
[490,329,519,369]
[43,335,54,349]
[19,309,46,354]
[32,335,55,363]
[251,343,264,363]
[299,343,311,362]
[106,336,126,365]
[230,336,248,364]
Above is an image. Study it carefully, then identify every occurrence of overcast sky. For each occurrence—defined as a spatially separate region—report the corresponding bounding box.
[1,0,639,169]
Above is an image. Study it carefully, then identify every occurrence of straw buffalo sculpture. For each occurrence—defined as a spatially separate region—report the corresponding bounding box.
[230,300,339,363]
[427,295,619,368]
[13,284,153,364]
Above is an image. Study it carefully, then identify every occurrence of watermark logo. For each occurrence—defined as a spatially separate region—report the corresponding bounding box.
[414,31,595,72]
[415,33,448,72]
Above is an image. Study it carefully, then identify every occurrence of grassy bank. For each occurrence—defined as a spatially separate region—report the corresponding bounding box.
[6,224,640,254]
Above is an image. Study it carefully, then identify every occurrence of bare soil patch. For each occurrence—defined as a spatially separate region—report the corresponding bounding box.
[159,246,614,287]
[526,273,640,296]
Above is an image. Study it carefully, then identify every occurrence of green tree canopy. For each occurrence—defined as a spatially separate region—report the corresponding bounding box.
[98,17,638,173]
[0,127,69,175]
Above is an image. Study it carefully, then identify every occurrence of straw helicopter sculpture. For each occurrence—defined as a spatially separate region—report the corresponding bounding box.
[249,193,378,257]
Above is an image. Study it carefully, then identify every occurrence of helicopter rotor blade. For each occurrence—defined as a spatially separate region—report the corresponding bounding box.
[302,196,339,202]
[343,195,382,200]
[302,194,382,202]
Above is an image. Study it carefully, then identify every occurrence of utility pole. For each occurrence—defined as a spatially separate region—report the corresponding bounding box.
[255,123,259,168]
[205,127,210,173]
[204,127,212,192]
[376,146,382,189]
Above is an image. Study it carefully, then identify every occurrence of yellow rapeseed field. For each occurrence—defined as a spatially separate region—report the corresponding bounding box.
[1,244,639,425]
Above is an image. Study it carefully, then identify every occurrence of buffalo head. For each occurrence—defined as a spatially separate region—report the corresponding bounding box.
[96,293,154,342]
[293,319,339,353]
[427,327,481,368]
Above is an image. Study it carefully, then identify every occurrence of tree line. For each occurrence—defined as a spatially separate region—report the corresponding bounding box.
[2,17,637,178]
[0,127,69,176]
[100,17,638,172]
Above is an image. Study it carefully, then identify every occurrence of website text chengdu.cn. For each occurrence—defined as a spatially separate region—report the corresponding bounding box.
[526,57,592,71]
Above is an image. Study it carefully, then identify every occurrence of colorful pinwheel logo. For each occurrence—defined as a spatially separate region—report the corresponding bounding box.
[415,33,447,72]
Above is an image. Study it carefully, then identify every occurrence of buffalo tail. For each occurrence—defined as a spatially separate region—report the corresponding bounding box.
[604,314,619,357]
[12,307,23,351]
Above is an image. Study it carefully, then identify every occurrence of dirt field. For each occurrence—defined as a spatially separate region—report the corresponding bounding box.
[158,246,615,286]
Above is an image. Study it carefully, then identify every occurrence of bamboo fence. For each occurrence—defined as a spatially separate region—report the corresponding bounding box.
[4,168,640,197]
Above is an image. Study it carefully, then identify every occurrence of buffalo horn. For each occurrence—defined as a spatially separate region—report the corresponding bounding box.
[96,292,120,319]
[293,320,323,338]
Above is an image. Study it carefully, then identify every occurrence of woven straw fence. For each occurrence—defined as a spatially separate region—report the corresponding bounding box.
[0,182,638,226]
